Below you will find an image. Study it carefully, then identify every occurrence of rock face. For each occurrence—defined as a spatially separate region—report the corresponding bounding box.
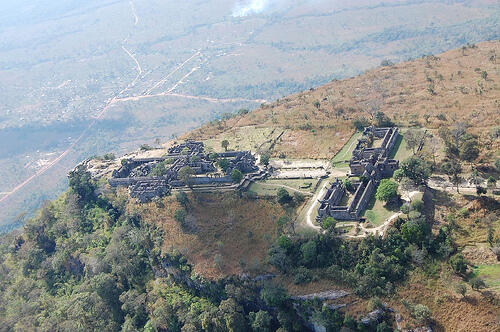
[290,290,349,301]
[317,126,400,221]
[107,140,263,202]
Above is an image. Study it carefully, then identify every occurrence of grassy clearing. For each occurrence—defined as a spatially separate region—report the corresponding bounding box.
[204,126,277,153]
[389,134,413,161]
[331,131,362,167]
[472,264,500,289]
[249,179,319,196]
[138,192,284,279]
[362,196,398,226]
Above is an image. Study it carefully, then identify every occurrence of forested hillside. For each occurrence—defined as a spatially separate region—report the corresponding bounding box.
[1,41,500,331]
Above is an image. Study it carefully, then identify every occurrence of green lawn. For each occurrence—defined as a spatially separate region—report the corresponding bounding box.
[331,132,362,167]
[248,179,319,196]
[472,264,500,289]
[389,134,413,161]
[361,196,398,226]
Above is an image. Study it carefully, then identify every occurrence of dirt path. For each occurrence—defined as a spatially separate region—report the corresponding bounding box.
[0,2,143,205]
[301,187,421,238]
[145,51,201,95]
[305,180,328,231]
[129,0,139,26]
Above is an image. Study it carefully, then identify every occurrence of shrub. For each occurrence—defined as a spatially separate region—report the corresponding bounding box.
[140,144,153,151]
[260,153,270,166]
[469,277,486,291]
[293,266,312,284]
[454,283,467,298]
[410,199,424,212]
[174,209,187,225]
[412,304,431,324]
[449,254,467,275]
[231,169,243,183]
[352,117,370,131]
[103,153,115,160]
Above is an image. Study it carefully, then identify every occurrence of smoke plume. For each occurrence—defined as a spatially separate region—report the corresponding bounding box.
[232,0,272,17]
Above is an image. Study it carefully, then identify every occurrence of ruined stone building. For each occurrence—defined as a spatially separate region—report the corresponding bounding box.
[108,141,261,202]
[317,127,400,221]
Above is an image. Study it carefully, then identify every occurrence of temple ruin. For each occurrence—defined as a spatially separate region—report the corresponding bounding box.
[317,126,400,221]
[108,140,263,202]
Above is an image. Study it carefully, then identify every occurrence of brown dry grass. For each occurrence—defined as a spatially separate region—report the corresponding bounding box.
[185,40,500,160]
[388,269,500,332]
[131,192,285,279]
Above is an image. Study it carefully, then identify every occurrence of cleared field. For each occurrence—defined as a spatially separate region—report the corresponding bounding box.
[472,264,500,290]
[389,134,413,161]
[249,178,319,196]
[204,126,277,153]
[362,196,398,226]
[331,131,362,167]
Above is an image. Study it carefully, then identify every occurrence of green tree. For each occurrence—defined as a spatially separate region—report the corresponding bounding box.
[174,209,187,225]
[352,117,370,131]
[476,186,487,196]
[231,169,243,183]
[487,176,497,192]
[450,253,467,275]
[375,179,399,203]
[217,158,230,172]
[276,188,293,206]
[260,153,270,166]
[459,136,479,163]
[176,191,188,206]
[441,159,463,193]
[374,111,393,127]
[454,283,467,298]
[221,140,230,151]
[249,310,272,332]
[400,156,432,185]
[178,166,195,187]
[343,178,353,192]
[276,235,292,250]
[300,240,317,267]
[321,217,337,233]
[260,285,289,308]
[68,165,96,204]
[405,129,425,155]
[277,215,294,234]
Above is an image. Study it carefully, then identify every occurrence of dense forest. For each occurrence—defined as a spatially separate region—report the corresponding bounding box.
[0,167,398,331]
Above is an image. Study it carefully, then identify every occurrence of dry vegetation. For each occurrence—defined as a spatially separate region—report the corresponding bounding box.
[389,269,500,332]
[186,40,500,160]
[140,42,500,330]
[130,192,284,279]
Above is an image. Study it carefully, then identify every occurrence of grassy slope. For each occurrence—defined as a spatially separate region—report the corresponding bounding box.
[177,41,500,330]
[185,41,500,161]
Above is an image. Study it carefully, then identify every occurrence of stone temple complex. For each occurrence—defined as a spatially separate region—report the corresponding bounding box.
[108,140,263,202]
[317,126,400,221]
